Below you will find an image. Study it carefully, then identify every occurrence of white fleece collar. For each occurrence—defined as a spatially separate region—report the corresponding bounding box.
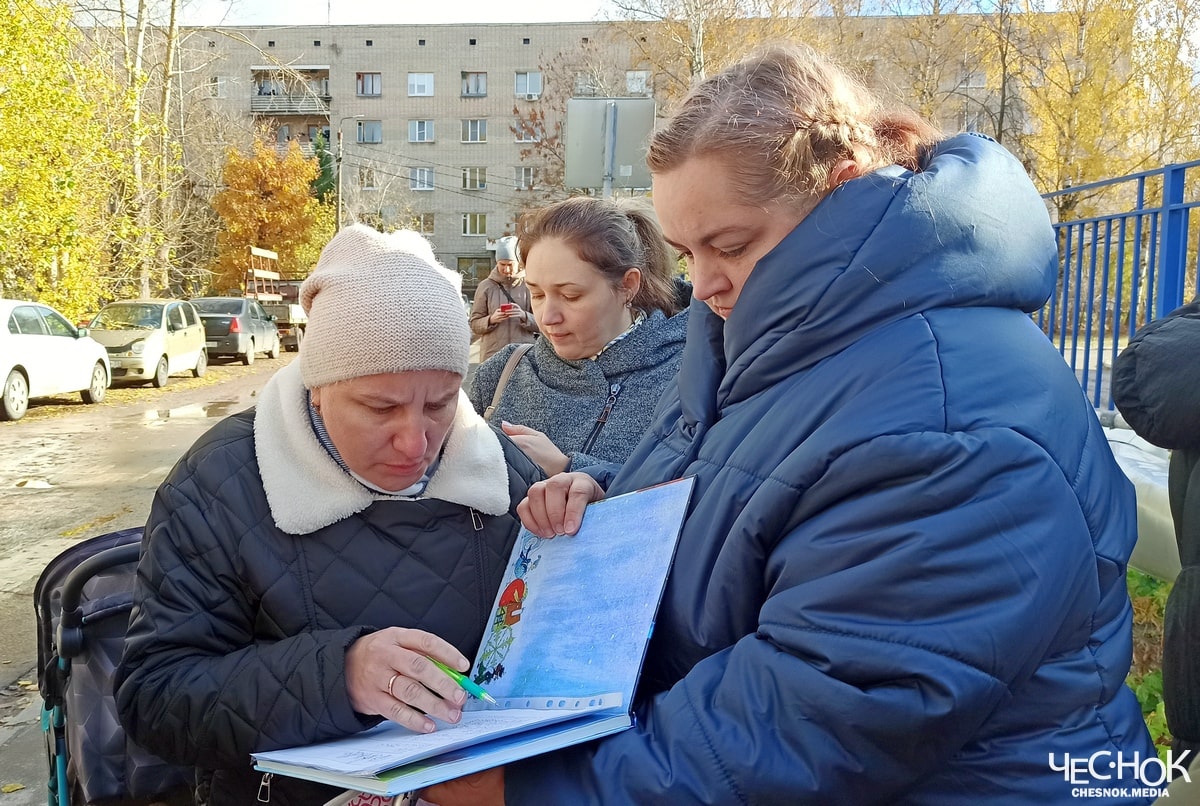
[254,362,511,535]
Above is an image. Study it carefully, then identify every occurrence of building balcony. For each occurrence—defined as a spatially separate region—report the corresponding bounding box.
[251,94,331,115]
[276,142,316,157]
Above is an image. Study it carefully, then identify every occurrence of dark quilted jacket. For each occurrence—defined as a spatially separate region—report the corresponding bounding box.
[1114,298,1200,761]
[114,407,542,805]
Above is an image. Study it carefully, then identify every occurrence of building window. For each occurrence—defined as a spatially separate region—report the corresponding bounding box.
[957,108,987,132]
[359,167,377,189]
[408,119,435,142]
[313,40,321,46]
[522,37,530,45]
[626,70,650,95]
[207,76,229,98]
[515,166,537,190]
[461,71,487,97]
[411,213,435,234]
[408,72,434,96]
[365,39,373,46]
[462,213,487,236]
[461,119,487,143]
[515,71,542,98]
[458,256,493,288]
[267,40,275,47]
[410,167,434,190]
[357,72,382,96]
[462,167,487,190]
[418,38,426,46]
[513,119,542,142]
[469,38,477,45]
[357,120,382,144]
[963,71,987,89]
[573,72,599,97]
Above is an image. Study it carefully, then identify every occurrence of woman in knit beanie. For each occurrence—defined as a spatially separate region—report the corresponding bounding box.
[115,225,544,805]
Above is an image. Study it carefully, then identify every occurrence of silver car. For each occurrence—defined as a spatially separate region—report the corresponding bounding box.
[87,299,207,387]
[190,297,281,365]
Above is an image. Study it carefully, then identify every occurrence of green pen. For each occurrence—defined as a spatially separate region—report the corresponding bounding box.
[428,656,498,705]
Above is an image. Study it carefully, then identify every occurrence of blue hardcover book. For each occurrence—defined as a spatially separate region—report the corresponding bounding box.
[252,477,695,795]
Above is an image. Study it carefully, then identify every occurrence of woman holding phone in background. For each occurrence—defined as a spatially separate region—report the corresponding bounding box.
[469,235,538,363]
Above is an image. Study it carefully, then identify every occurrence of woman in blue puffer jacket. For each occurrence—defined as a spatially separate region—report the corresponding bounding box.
[426,44,1157,805]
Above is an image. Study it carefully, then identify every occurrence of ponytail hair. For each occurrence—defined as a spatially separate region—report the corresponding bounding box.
[517,196,681,316]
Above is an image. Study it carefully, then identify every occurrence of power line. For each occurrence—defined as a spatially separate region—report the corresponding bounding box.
[345,161,527,206]
[341,126,539,177]
[343,145,540,200]
[342,146,536,205]
[341,157,537,206]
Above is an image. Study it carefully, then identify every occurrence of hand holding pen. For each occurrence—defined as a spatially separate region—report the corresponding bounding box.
[428,656,498,705]
[345,627,481,734]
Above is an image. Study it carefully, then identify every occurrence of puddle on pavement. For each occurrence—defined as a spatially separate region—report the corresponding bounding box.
[143,401,239,424]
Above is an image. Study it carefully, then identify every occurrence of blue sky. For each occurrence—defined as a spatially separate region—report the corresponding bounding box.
[180,0,613,26]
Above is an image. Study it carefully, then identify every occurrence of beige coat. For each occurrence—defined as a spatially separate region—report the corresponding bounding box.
[469,269,538,362]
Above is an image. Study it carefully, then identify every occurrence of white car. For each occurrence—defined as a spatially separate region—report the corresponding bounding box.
[1,299,111,421]
[87,299,207,388]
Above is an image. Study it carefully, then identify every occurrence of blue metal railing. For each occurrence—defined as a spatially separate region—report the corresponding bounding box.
[1039,161,1200,409]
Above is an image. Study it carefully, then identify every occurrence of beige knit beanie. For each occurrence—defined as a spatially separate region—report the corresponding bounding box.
[299,224,470,388]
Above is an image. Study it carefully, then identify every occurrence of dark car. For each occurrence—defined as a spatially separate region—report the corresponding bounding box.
[190,297,281,365]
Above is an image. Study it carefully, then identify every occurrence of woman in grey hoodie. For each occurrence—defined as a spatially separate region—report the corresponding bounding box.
[468,197,687,475]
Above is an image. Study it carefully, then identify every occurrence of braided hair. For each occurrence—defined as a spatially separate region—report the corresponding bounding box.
[647,44,942,210]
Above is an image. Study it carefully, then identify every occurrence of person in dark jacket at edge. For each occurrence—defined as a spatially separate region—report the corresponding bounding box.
[468,196,688,476]
[424,43,1156,805]
[1113,297,1200,791]
[469,235,539,363]
[114,224,544,806]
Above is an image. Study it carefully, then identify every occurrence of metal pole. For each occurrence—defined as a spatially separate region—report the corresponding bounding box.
[601,102,617,199]
[1156,163,1187,318]
[335,125,344,232]
[335,115,362,233]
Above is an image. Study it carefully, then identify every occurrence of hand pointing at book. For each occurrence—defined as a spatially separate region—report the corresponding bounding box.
[344,627,470,734]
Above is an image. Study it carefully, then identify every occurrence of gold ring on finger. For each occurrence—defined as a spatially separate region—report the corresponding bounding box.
[387,673,400,699]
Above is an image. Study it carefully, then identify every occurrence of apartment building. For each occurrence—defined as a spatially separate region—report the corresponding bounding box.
[191,22,648,290]
[187,18,1020,291]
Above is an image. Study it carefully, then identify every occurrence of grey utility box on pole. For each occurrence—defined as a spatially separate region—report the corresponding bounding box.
[564,97,656,196]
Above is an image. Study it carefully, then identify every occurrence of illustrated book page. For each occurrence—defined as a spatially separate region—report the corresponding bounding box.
[252,476,695,792]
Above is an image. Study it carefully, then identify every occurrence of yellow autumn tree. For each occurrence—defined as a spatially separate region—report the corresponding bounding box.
[0,1,125,319]
[210,137,324,293]
[1128,0,1200,167]
[1016,0,1144,212]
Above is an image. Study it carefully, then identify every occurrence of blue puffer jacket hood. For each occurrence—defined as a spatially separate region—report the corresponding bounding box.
[714,132,1057,408]
[505,134,1156,805]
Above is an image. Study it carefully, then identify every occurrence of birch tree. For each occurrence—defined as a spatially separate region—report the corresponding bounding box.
[0,0,124,318]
